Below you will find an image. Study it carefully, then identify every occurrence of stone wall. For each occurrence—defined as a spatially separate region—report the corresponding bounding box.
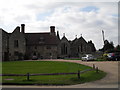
[26,45,58,59]
[44,45,58,59]
[9,27,26,60]
[1,29,9,61]
[0,29,2,61]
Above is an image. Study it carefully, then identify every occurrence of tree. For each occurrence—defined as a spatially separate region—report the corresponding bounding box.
[103,43,114,52]
[115,45,120,51]
[99,40,114,52]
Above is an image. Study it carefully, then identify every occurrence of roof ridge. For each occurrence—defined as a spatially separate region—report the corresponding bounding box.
[25,32,50,34]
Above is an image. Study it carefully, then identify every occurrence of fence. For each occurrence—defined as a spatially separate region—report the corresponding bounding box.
[1,64,99,81]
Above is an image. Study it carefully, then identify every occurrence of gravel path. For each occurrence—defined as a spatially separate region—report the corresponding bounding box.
[2,59,119,88]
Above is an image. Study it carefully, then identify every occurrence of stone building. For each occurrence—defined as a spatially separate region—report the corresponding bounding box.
[9,25,26,60]
[1,29,9,61]
[58,34,71,58]
[1,24,96,61]
[70,36,96,58]
[25,26,59,59]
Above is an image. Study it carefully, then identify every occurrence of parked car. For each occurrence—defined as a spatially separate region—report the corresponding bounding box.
[82,54,95,61]
[107,52,120,61]
[32,55,38,60]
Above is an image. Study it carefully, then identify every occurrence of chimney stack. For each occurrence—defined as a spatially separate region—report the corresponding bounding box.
[50,26,55,33]
[21,24,25,33]
[50,26,55,35]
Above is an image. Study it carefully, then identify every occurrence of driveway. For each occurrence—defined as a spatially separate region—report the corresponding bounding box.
[1,59,119,88]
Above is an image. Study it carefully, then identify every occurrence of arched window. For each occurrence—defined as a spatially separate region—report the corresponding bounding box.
[81,44,83,52]
[14,40,19,48]
[65,46,67,54]
[78,46,79,53]
[61,43,68,55]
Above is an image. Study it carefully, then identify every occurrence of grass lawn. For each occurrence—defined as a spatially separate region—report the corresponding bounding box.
[1,61,106,85]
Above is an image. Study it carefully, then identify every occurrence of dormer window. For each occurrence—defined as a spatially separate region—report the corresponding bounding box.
[39,37,44,44]
[40,37,44,41]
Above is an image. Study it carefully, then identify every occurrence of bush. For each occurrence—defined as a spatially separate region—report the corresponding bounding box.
[95,56,107,61]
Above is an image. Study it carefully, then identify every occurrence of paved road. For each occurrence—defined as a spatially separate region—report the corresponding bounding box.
[1,59,119,88]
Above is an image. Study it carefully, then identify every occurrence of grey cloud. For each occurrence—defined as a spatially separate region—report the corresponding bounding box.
[0,1,118,49]
[14,15,32,23]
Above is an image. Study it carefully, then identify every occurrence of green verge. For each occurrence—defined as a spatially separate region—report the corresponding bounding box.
[0,61,2,84]
[64,58,81,60]
[64,58,108,61]
[1,61,106,85]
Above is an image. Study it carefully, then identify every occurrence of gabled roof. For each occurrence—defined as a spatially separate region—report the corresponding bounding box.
[78,36,87,44]
[61,36,69,41]
[71,37,78,44]
[25,32,59,45]
[71,36,88,45]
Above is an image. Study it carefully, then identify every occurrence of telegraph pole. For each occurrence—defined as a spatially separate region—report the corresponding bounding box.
[102,30,105,45]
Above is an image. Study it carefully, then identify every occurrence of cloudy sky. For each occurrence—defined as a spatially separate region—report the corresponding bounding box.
[0,0,119,50]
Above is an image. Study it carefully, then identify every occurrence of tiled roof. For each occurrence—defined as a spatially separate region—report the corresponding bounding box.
[25,33,59,45]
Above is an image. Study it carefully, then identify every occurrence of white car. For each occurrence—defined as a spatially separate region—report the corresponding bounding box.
[32,55,38,60]
[82,54,94,61]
